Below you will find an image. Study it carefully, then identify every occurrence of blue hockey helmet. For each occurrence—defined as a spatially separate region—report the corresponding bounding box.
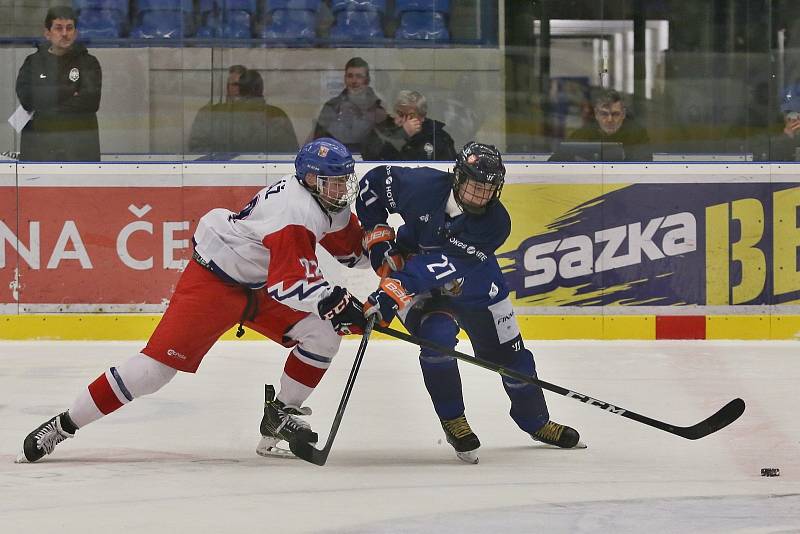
[452,141,506,215]
[780,82,800,113]
[295,138,357,213]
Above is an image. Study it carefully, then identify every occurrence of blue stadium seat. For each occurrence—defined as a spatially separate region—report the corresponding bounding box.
[221,0,256,38]
[73,0,129,37]
[329,0,385,41]
[261,0,320,42]
[130,0,193,39]
[395,0,450,41]
[195,0,221,38]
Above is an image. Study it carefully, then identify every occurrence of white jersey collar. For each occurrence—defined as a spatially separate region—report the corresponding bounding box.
[446,190,463,217]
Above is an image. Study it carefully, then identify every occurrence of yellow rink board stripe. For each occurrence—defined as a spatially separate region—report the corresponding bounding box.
[2,314,799,341]
[705,315,800,340]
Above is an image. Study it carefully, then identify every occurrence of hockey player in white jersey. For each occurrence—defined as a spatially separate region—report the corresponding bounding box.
[16,138,370,463]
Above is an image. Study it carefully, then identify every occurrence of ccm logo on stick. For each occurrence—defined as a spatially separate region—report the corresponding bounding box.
[566,391,627,414]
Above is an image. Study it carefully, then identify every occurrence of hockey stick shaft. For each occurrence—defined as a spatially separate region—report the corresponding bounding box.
[374,325,745,440]
[290,317,376,465]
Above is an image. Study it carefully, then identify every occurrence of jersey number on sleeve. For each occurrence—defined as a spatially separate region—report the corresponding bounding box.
[229,180,286,222]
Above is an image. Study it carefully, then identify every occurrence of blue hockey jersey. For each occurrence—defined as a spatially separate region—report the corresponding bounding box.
[356,165,512,307]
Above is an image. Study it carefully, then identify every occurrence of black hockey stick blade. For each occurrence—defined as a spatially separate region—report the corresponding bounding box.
[671,397,745,440]
[289,437,328,466]
[289,317,376,466]
[375,324,746,441]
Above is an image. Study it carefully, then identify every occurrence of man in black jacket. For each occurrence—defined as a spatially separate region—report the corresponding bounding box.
[362,89,457,161]
[16,6,101,162]
[550,89,651,162]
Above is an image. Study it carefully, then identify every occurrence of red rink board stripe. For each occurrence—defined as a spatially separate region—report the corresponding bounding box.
[656,315,706,339]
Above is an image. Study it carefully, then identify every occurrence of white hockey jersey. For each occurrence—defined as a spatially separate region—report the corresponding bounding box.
[193,175,366,315]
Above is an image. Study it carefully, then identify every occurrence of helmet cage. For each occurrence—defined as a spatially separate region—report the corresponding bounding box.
[309,171,359,213]
[452,142,506,215]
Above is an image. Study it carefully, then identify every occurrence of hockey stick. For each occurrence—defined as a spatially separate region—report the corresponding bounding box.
[374,325,745,440]
[289,316,376,466]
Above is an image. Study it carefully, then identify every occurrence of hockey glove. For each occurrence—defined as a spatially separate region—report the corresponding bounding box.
[363,224,405,278]
[318,286,366,336]
[364,277,414,327]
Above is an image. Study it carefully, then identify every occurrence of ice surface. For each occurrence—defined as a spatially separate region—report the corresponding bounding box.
[1,339,798,533]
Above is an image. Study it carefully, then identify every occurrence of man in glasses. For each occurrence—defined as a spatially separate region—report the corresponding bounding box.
[189,68,299,155]
[550,89,652,162]
[362,89,457,161]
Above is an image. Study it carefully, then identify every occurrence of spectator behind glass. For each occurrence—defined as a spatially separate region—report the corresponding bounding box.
[769,83,800,161]
[362,89,456,161]
[225,64,247,102]
[312,57,387,153]
[549,89,651,162]
[15,6,101,162]
[189,68,299,156]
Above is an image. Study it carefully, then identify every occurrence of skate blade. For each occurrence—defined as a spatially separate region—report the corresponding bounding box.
[14,450,31,464]
[256,436,298,459]
[532,440,588,450]
[456,450,479,464]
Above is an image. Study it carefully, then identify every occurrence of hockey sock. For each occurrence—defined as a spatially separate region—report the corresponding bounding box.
[417,312,465,421]
[68,353,177,428]
[279,347,332,407]
[501,348,550,434]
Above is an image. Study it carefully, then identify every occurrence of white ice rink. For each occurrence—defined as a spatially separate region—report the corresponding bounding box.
[1,339,798,533]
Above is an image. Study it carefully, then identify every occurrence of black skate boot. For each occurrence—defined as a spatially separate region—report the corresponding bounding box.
[257,384,318,458]
[16,411,78,463]
[441,415,481,464]
[531,420,583,448]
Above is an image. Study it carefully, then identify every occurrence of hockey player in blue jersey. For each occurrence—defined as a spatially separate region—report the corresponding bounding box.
[357,142,582,463]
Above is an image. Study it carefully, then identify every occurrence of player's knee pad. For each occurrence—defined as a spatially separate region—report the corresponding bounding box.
[286,313,342,361]
[418,312,459,364]
[117,353,178,398]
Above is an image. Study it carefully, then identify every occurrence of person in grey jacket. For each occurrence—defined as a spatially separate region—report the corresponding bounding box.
[312,57,387,153]
[16,6,101,162]
[188,69,299,156]
[362,89,457,161]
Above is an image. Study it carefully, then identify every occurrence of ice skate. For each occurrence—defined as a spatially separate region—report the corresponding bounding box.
[531,420,586,449]
[16,411,78,463]
[256,385,317,459]
[441,415,481,464]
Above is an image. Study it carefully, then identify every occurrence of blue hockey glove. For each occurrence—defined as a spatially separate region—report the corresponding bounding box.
[364,277,413,327]
[318,286,366,335]
[363,224,405,278]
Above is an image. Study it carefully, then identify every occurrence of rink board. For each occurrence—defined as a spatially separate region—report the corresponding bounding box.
[2,162,800,339]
